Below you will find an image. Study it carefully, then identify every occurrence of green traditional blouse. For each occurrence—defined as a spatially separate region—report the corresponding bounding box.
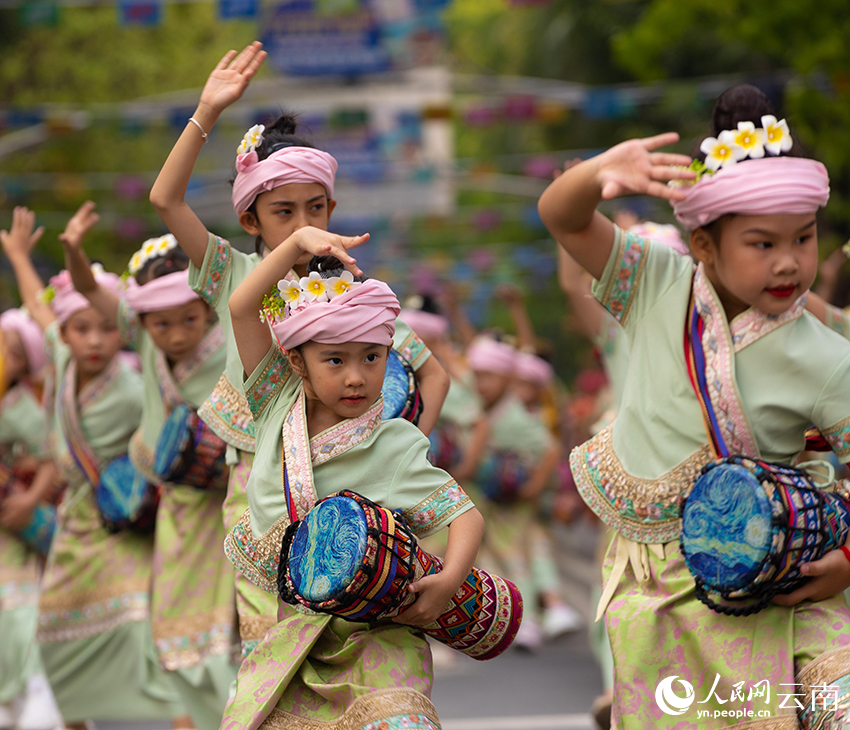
[571,225,850,544]
[115,301,227,482]
[0,384,49,460]
[44,322,143,480]
[224,345,473,594]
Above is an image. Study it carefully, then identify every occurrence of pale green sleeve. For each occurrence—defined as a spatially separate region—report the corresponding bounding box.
[116,299,141,351]
[0,389,49,457]
[381,421,474,538]
[393,316,432,371]
[592,225,693,333]
[188,232,258,316]
[823,304,850,341]
[812,351,850,463]
[242,344,299,424]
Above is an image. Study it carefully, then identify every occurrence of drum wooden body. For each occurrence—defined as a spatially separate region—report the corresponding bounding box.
[681,456,850,616]
[381,349,422,425]
[154,404,228,490]
[278,490,523,660]
[97,455,159,533]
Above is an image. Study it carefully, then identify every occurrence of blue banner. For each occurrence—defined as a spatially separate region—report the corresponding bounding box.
[218,0,259,20]
[261,1,391,77]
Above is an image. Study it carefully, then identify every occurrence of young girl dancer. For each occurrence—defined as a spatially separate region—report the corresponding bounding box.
[219,227,484,730]
[0,302,61,730]
[149,41,449,658]
[1,206,184,729]
[539,85,850,728]
[464,335,561,649]
[62,203,237,730]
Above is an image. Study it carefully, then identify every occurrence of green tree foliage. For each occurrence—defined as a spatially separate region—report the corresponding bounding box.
[612,0,850,235]
[0,4,257,103]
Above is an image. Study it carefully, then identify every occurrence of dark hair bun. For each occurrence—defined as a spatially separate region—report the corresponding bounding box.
[135,247,190,286]
[308,255,365,282]
[696,84,807,162]
[255,111,315,162]
[710,85,774,136]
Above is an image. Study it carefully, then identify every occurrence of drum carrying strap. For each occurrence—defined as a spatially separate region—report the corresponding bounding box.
[57,358,120,488]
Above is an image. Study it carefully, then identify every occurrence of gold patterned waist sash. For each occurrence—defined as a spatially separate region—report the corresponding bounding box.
[197,373,256,453]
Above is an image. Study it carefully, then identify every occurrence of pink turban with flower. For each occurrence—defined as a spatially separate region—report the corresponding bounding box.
[123,270,201,314]
[515,352,555,386]
[399,309,449,342]
[467,337,517,377]
[232,146,339,215]
[49,268,123,325]
[0,308,46,375]
[672,157,830,230]
[271,279,400,351]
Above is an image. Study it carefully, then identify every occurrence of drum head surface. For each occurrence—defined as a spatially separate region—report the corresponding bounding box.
[289,496,369,602]
[98,454,142,522]
[382,350,409,421]
[153,404,194,478]
[682,463,773,591]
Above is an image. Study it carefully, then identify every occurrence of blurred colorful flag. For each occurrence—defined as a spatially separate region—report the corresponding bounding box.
[218,0,259,20]
[118,1,162,26]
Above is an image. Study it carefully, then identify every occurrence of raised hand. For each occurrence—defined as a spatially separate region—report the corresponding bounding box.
[0,207,44,261]
[495,282,524,307]
[59,200,100,252]
[293,227,369,277]
[594,133,695,202]
[199,41,267,115]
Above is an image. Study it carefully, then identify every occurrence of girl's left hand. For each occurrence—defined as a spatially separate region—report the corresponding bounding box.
[292,227,369,277]
[59,201,100,251]
[0,207,45,260]
[392,573,458,627]
[772,548,850,606]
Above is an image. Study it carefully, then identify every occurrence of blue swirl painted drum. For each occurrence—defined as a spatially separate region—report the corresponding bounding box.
[682,463,774,591]
[153,403,193,479]
[381,349,410,421]
[98,455,149,526]
[289,496,369,602]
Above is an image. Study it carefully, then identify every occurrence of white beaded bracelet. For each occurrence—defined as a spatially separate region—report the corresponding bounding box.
[188,117,208,143]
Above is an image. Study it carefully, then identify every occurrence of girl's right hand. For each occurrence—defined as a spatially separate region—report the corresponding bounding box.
[198,41,267,115]
[292,227,369,278]
[0,207,44,261]
[59,200,100,252]
[594,132,695,202]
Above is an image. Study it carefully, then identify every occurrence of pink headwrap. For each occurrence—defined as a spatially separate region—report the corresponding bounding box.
[272,279,400,351]
[672,157,830,231]
[0,308,46,375]
[49,268,123,326]
[399,309,449,342]
[232,146,339,215]
[123,270,201,314]
[628,222,689,256]
[515,352,554,386]
[467,337,517,377]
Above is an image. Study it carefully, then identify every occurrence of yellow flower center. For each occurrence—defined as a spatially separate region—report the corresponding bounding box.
[308,281,324,294]
[736,132,754,147]
[714,145,730,159]
[767,128,780,141]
